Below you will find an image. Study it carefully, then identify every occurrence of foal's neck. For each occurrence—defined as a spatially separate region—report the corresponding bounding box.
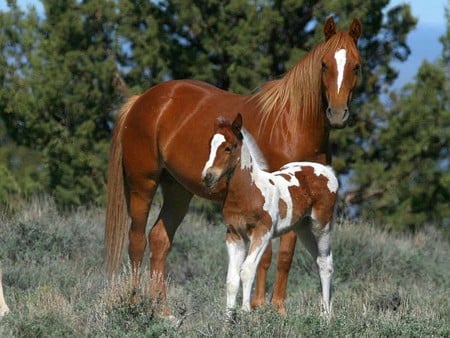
[226,142,265,201]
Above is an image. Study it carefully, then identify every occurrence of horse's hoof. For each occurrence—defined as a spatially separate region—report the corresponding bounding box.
[271,299,287,316]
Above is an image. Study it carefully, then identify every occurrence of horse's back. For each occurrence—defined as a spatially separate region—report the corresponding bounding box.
[121,79,249,197]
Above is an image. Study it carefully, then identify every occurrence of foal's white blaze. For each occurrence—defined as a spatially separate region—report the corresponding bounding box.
[202,133,226,177]
[334,49,347,94]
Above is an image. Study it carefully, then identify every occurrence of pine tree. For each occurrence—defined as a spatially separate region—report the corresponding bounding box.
[0,0,419,209]
[0,0,122,206]
[347,13,450,229]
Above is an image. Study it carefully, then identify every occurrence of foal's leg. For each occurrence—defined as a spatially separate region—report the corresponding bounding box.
[297,213,333,316]
[225,232,246,321]
[252,241,271,309]
[241,229,272,312]
[149,173,193,316]
[270,231,297,314]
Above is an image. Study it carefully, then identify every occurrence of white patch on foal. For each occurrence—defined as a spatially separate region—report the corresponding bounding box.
[334,49,347,94]
[201,133,226,177]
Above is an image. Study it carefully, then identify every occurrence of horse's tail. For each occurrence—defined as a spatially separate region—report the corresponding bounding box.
[105,95,140,275]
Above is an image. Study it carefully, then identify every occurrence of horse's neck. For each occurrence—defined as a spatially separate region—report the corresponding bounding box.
[226,143,267,203]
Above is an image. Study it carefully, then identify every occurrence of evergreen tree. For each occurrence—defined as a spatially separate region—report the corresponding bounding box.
[347,10,450,229]
[0,0,419,209]
[0,0,122,206]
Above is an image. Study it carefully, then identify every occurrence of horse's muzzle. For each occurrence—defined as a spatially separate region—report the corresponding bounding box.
[326,106,349,128]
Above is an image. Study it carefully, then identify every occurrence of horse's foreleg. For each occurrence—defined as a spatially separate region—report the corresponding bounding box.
[225,232,246,321]
[149,174,192,316]
[251,241,272,309]
[241,230,272,312]
[270,231,297,315]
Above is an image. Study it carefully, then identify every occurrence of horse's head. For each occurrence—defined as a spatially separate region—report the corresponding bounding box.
[321,17,362,128]
[202,114,243,191]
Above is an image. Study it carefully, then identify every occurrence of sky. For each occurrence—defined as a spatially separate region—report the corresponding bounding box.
[388,0,448,88]
[0,0,448,89]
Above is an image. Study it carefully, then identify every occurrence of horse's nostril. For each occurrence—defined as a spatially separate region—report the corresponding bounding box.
[343,108,349,122]
[326,107,333,119]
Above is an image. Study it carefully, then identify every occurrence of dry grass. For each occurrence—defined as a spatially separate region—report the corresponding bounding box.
[0,197,448,337]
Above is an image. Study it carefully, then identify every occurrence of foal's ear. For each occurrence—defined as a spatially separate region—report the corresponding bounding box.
[232,113,243,133]
[349,18,362,44]
[323,16,336,41]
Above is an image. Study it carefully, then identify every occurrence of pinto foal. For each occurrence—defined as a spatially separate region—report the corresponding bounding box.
[202,114,338,319]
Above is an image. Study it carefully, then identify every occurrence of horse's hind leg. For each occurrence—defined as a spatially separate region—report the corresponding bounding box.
[128,176,159,296]
[149,172,193,316]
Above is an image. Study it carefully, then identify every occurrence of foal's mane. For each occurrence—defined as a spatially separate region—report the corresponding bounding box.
[241,128,268,171]
[251,30,357,135]
[216,117,268,171]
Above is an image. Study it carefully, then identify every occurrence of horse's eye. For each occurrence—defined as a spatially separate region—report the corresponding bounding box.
[224,147,232,153]
[353,64,360,74]
[321,62,328,72]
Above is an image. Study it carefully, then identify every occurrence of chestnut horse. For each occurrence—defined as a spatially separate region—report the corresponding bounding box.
[105,16,362,316]
[201,114,338,319]
[0,266,9,317]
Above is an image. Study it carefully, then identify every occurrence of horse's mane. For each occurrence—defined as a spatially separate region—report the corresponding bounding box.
[251,30,357,136]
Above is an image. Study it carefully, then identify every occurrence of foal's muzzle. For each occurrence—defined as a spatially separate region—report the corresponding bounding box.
[202,172,215,189]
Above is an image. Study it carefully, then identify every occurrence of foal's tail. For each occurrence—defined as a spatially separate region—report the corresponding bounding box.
[105,95,140,275]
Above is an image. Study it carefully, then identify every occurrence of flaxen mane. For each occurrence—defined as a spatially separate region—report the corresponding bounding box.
[252,31,356,136]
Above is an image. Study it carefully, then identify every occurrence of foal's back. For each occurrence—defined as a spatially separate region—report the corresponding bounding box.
[267,161,338,236]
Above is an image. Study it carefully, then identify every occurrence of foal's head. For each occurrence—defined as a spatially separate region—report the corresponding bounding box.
[202,114,243,190]
[320,17,362,128]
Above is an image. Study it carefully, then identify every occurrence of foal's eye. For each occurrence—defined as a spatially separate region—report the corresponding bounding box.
[353,64,360,74]
[321,61,328,72]
[224,147,232,153]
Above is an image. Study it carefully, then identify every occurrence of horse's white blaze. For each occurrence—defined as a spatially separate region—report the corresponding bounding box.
[334,49,347,94]
[202,133,226,177]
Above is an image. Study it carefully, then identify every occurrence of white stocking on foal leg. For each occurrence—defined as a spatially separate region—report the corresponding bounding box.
[240,231,271,312]
[312,221,334,317]
[226,237,246,321]
[0,267,9,317]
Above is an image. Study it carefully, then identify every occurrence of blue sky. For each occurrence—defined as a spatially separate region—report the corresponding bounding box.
[1,0,448,88]
[388,0,448,87]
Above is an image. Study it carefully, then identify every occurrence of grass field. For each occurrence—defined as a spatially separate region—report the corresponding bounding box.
[0,196,448,337]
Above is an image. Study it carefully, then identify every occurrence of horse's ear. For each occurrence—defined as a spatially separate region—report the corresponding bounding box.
[232,113,243,133]
[323,16,336,41]
[349,18,362,44]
